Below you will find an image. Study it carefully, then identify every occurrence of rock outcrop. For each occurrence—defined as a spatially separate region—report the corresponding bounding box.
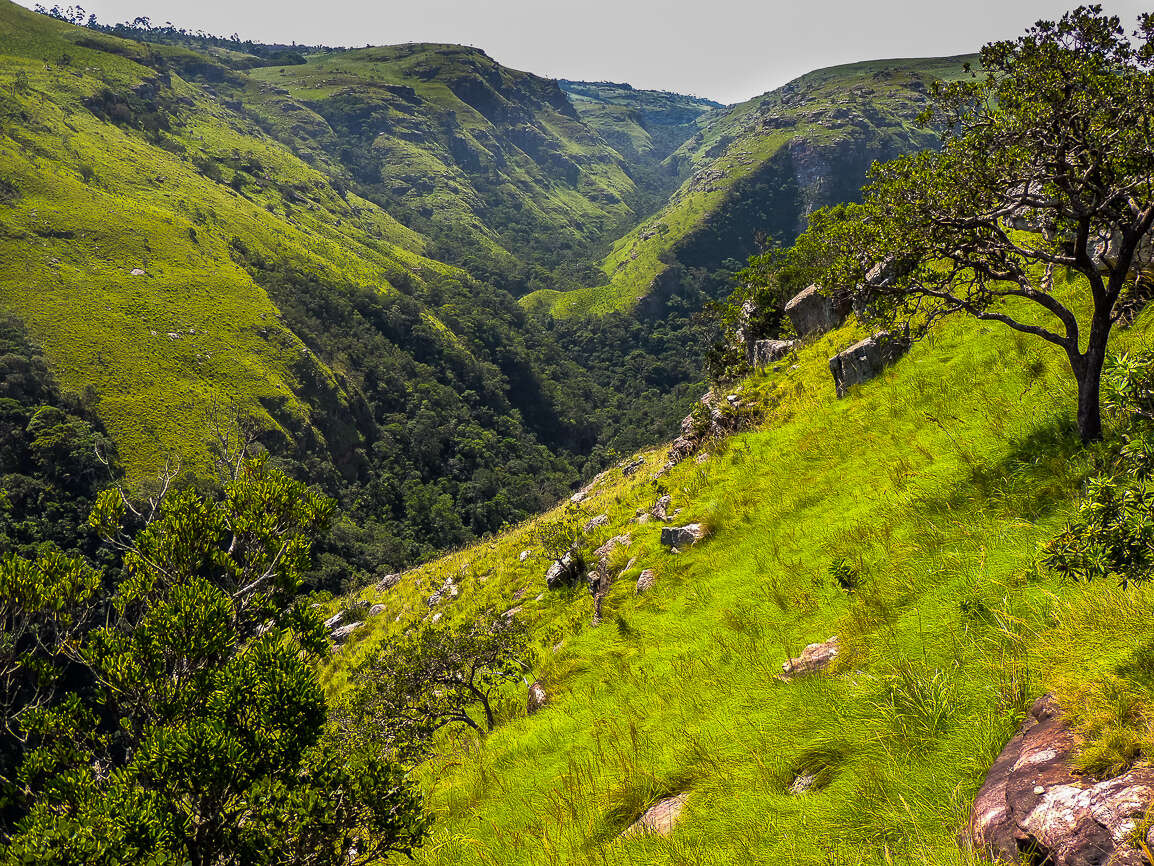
[971,694,1154,866]
[784,284,849,336]
[376,572,401,591]
[651,494,672,522]
[660,523,706,549]
[664,390,752,470]
[828,332,909,398]
[781,636,839,678]
[583,514,609,532]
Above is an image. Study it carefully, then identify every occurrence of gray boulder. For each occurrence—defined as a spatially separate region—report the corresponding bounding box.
[828,332,909,398]
[583,514,609,533]
[784,284,849,336]
[660,524,706,549]
[971,694,1154,866]
[367,604,386,618]
[376,572,401,591]
[636,568,656,594]
[651,494,672,522]
[750,338,795,368]
[545,551,584,590]
[331,622,363,642]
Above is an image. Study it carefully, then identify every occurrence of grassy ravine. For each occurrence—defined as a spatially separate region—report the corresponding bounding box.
[329,276,1154,864]
[525,56,973,318]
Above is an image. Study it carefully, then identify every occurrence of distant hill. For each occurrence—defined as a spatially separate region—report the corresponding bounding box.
[525,56,975,317]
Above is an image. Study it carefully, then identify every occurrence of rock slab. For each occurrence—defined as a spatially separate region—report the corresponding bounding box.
[750,338,796,368]
[971,694,1154,866]
[621,792,689,838]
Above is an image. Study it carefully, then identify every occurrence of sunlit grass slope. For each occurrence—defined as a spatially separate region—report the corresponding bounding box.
[330,270,1154,864]
[0,2,477,485]
[524,56,974,318]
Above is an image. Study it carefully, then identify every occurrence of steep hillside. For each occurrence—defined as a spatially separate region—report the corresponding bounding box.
[0,2,673,579]
[525,56,974,317]
[241,45,650,294]
[326,273,1154,864]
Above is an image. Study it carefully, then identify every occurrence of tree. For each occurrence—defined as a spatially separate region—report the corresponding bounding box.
[799,6,1154,441]
[336,613,528,760]
[1,459,428,865]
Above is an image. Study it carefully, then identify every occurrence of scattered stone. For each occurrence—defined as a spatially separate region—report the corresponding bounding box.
[784,284,849,336]
[512,587,527,601]
[584,514,609,532]
[660,524,706,549]
[376,572,401,591]
[427,576,456,607]
[519,549,530,562]
[621,457,645,476]
[666,389,753,468]
[789,772,817,795]
[828,332,910,398]
[971,694,1154,866]
[323,612,343,629]
[594,534,631,558]
[634,513,651,524]
[781,636,839,678]
[366,604,386,618]
[130,268,146,276]
[527,680,549,714]
[331,622,362,642]
[430,611,442,624]
[636,569,656,594]
[621,792,690,838]
[694,452,710,465]
[750,338,796,368]
[651,495,672,522]
[502,605,523,620]
[570,490,588,504]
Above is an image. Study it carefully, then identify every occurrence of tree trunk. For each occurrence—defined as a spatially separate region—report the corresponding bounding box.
[1074,313,1111,443]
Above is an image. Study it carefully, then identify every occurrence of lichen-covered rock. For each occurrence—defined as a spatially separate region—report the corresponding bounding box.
[427,576,457,607]
[636,568,656,594]
[660,524,706,549]
[620,456,645,476]
[971,694,1154,866]
[784,284,849,336]
[828,332,909,398]
[750,338,796,368]
[781,636,839,677]
[594,534,631,558]
[323,611,344,630]
[527,680,548,714]
[666,390,753,468]
[367,604,386,618]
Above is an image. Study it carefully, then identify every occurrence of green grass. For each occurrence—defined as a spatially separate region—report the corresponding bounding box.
[328,273,1154,864]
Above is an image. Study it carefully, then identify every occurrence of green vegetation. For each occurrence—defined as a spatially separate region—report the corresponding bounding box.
[1,460,427,864]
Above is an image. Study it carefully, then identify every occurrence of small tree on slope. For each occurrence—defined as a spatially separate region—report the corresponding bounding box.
[798,5,1154,441]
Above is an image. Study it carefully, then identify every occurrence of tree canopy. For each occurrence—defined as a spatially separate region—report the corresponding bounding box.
[792,5,1154,441]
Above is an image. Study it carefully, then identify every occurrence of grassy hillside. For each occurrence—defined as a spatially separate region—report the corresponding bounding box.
[242,45,652,294]
[326,269,1154,863]
[525,56,974,317]
[0,3,697,578]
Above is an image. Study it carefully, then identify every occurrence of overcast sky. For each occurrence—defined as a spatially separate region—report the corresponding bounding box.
[16,0,1152,104]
